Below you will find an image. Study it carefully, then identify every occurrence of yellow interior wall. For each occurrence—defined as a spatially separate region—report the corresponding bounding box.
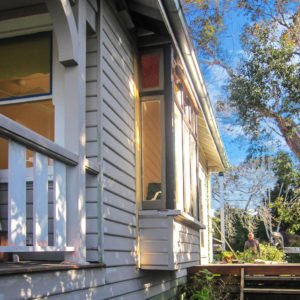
[0,100,54,169]
[142,101,162,199]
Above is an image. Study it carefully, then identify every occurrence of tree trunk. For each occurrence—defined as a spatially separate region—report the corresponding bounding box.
[275,116,300,160]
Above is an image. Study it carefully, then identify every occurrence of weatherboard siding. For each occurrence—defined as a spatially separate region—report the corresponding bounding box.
[100,1,137,272]
[139,213,201,270]
[86,32,100,262]
[174,221,201,269]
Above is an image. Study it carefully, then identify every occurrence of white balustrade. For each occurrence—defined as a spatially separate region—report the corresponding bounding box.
[0,114,99,253]
[0,114,80,252]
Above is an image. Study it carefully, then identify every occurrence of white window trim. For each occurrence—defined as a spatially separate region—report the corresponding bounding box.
[199,163,208,253]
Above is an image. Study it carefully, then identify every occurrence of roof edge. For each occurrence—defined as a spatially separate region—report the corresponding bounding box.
[157,0,229,170]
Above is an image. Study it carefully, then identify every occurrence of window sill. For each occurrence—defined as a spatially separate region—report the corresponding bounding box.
[139,209,206,230]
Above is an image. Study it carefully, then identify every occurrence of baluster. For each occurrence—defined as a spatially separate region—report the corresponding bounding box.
[8,140,26,247]
[33,152,49,247]
[53,161,66,249]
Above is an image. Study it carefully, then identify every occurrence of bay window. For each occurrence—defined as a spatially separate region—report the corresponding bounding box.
[139,47,200,219]
[140,49,166,209]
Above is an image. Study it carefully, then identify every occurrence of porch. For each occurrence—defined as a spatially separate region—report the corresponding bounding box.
[0,113,98,259]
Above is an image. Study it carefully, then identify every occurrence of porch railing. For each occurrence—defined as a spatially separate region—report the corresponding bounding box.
[0,114,80,252]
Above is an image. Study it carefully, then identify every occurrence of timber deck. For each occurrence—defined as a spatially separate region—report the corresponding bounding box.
[188,263,300,276]
[188,264,300,299]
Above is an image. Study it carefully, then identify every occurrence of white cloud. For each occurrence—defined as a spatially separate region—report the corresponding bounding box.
[219,122,246,138]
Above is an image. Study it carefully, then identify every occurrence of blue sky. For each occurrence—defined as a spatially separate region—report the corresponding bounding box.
[201,8,249,166]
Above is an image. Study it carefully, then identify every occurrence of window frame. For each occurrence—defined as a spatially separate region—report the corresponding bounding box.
[0,22,64,144]
[199,165,207,251]
[174,103,184,211]
[0,19,65,173]
[174,83,200,219]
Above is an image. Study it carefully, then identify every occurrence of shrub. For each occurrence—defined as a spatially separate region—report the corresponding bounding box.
[237,249,256,263]
[260,244,285,262]
[237,244,285,263]
[178,269,231,300]
[221,251,234,263]
[286,253,300,263]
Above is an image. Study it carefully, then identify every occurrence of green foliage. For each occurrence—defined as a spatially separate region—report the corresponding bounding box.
[221,251,234,262]
[286,254,300,263]
[228,19,300,158]
[237,244,285,263]
[237,249,256,263]
[213,253,222,262]
[179,269,230,300]
[260,244,286,262]
[273,152,300,191]
[270,152,300,233]
[271,197,300,234]
[222,251,233,258]
[255,220,270,243]
[222,205,254,251]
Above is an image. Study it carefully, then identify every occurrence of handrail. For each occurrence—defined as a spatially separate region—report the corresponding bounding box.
[0,114,78,166]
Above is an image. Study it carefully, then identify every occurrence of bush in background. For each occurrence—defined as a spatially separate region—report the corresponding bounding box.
[237,244,285,263]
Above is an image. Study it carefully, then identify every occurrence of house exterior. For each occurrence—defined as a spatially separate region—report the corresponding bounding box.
[0,0,228,299]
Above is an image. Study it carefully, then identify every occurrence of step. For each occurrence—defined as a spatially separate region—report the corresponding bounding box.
[245,276,300,281]
[244,288,300,294]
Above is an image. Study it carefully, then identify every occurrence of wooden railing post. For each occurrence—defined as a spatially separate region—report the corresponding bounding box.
[240,267,245,300]
[33,152,49,247]
[8,140,27,247]
[53,161,67,248]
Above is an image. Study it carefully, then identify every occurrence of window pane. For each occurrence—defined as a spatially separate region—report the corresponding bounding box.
[0,100,54,169]
[0,33,51,100]
[141,53,160,89]
[183,124,191,213]
[174,105,183,210]
[184,99,191,122]
[142,101,162,200]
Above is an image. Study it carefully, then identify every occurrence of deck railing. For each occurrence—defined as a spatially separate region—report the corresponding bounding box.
[0,114,81,253]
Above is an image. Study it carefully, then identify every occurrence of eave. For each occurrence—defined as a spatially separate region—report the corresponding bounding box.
[157,0,229,171]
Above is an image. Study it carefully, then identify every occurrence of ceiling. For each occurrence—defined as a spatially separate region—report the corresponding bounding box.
[0,0,43,11]
[113,0,169,37]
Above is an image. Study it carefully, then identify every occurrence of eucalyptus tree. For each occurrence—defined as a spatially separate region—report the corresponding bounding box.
[184,0,300,159]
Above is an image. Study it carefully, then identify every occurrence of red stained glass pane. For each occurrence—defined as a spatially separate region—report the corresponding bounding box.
[141,53,160,89]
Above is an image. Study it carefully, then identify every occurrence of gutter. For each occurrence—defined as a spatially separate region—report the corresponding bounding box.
[157,0,229,170]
